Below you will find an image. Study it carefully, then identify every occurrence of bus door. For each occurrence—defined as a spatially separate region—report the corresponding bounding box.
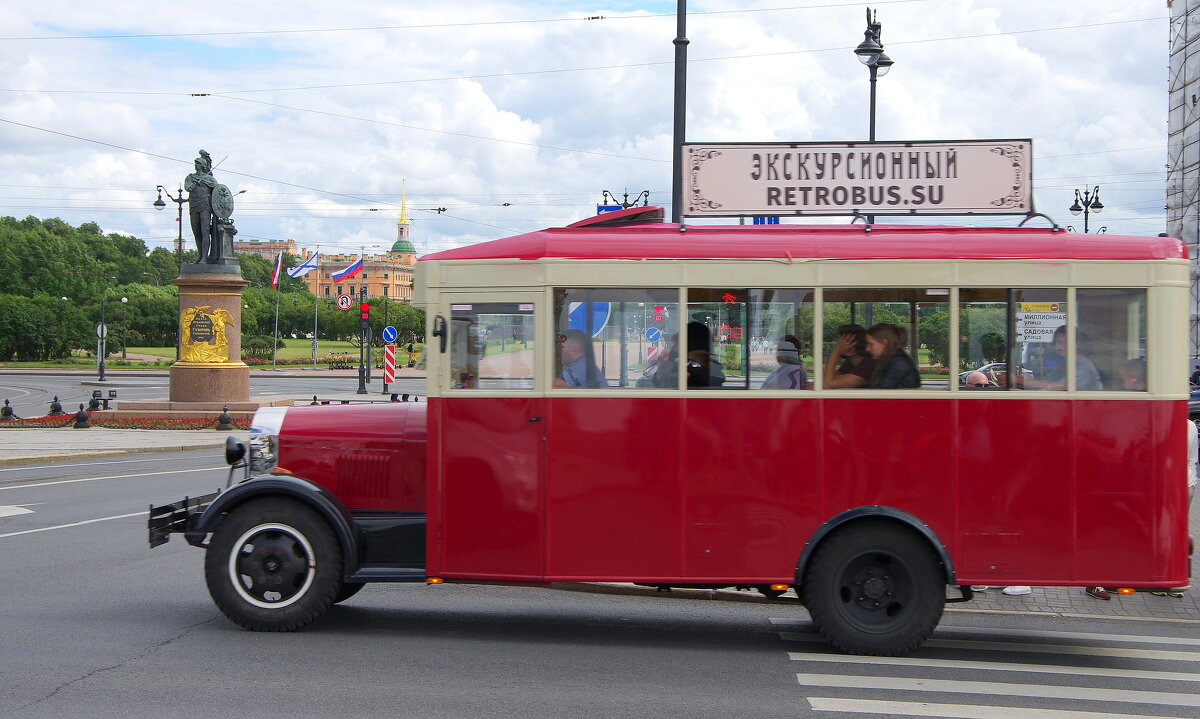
[434,296,545,580]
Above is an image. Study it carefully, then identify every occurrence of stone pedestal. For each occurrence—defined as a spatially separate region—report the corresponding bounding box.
[170,267,250,402]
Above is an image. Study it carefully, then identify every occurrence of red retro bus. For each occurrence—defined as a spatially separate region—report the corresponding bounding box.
[150,206,1192,656]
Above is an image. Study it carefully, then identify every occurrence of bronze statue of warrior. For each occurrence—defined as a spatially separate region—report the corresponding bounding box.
[185,150,217,262]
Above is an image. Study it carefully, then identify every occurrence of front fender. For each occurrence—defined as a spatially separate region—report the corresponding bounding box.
[794,506,956,586]
[188,474,361,579]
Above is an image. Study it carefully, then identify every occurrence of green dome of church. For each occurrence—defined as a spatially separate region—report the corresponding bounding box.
[390,239,416,254]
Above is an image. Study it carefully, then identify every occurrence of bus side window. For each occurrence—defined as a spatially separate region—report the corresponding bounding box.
[1078,288,1147,391]
[448,304,535,390]
[822,289,948,390]
[960,289,1009,389]
[553,288,678,389]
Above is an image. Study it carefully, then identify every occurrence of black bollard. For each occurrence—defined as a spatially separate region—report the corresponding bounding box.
[311,395,319,405]
[1,399,16,421]
[216,405,233,431]
[73,404,91,429]
[47,396,64,416]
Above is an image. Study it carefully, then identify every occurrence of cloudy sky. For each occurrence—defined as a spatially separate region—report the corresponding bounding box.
[0,0,1169,259]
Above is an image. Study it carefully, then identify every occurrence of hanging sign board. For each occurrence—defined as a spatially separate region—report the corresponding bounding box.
[682,139,1031,217]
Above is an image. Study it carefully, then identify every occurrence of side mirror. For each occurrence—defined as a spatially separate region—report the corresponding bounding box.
[432,315,447,352]
[224,435,246,466]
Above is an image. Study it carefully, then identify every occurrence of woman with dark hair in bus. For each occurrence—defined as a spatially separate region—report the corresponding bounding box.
[822,323,875,389]
[865,323,921,389]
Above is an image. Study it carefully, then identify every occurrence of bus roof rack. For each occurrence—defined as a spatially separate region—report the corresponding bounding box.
[567,205,666,228]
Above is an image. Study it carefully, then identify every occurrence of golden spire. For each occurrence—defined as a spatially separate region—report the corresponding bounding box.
[397,179,409,226]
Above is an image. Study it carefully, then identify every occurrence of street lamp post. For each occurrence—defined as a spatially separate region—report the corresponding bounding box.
[153,185,186,274]
[1068,186,1106,234]
[97,294,127,382]
[154,185,186,361]
[853,7,894,144]
[602,190,650,209]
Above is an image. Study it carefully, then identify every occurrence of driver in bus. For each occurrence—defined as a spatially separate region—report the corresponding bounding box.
[1019,325,1102,390]
[554,329,606,388]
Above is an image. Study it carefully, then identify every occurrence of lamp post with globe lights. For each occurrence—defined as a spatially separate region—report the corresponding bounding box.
[853,7,893,224]
[853,7,894,144]
[1068,186,1106,234]
[153,184,186,360]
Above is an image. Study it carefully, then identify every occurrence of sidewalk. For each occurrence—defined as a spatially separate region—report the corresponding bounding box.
[0,427,236,467]
[0,422,1193,623]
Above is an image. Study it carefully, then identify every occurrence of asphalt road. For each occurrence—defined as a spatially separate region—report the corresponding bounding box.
[2,449,1200,719]
[0,373,426,419]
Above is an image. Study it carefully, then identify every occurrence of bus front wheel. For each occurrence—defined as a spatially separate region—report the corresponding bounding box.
[204,498,343,631]
[801,521,944,656]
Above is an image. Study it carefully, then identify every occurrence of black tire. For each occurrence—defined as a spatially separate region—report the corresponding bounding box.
[801,521,944,656]
[204,498,343,631]
[334,582,365,604]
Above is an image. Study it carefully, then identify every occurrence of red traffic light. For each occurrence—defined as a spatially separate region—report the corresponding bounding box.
[360,302,370,320]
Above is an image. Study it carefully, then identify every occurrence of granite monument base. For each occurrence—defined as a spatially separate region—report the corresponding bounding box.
[171,267,249,403]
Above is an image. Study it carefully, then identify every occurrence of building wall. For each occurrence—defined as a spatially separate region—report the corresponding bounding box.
[232,239,300,261]
[299,250,417,302]
[1168,0,1200,357]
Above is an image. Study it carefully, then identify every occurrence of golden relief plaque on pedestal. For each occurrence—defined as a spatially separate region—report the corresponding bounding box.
[180,306,234,363]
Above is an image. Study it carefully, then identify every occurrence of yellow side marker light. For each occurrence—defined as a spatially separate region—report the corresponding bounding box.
[1116,588,1136,595]
[270,467,291,475]
[770,584,790,592]
[426,577,444,584]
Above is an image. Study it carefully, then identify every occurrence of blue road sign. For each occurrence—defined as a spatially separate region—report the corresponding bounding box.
[752,216,780,225]
[645,327,662,343]
[568,302,611,337]
[596,205,623,214]
[381,325,398,343]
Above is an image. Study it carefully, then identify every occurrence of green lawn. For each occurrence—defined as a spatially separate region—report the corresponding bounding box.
[127,339,375,360]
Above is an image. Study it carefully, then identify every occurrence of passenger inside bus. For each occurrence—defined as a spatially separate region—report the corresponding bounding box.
[1120,358,1146,391]
[685,321,726,387]
[822,324,875,389]
[760,335,808,389]
[964,370,992,388]
[865,323,922,389]
[554,329,606,388]
[1019,325,1102,390]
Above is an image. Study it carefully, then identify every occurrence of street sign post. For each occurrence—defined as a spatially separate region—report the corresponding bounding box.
[337,294,352,310]
[382,325,398,343]
[383,344,396,391]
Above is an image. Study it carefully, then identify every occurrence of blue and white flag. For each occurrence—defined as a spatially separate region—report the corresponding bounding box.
[331,255,363,282]
[287,253,319,278]
[271,253,283,288]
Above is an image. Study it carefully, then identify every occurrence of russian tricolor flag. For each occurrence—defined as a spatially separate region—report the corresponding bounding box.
[331,255,363,282]
[271,253,283,289]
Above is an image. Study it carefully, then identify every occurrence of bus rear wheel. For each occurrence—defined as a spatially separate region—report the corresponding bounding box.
[204,498,342,631]
[801,522,944,656]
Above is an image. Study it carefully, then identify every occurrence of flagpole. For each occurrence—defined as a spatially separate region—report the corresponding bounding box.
[312,248,320,370]
[272,282,280,370]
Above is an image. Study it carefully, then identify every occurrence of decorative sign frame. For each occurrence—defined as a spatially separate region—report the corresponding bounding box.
[683,139,1031,218]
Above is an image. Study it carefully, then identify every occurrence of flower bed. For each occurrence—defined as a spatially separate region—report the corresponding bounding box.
[0,414,252,430]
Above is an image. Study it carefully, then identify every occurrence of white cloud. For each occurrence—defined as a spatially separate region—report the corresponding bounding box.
[0,0,1171,253]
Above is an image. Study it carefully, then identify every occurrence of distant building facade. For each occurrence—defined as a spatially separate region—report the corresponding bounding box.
[232,209,418,302]
[232,238,300,261]
[298,210,417,302]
